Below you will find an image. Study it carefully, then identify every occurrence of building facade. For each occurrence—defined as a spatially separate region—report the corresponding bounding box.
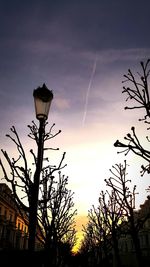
[0,183,29,250]
[118,198,150,267]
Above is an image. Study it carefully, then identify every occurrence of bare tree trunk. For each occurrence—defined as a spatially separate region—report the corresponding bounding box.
[112,230,121,267]
[129,216,142,267]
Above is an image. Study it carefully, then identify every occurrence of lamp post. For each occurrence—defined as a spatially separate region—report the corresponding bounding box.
[28,83,53,251]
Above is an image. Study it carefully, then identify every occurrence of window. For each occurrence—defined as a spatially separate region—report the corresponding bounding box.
[24,226,27,233]
[9,213,13,222]
[4,209,7,219]
[145,234,149,246]
[18,222,21,230]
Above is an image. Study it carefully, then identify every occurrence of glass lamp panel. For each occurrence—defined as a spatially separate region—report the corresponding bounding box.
[34,97,52,120]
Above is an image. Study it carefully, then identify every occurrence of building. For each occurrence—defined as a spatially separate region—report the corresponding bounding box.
[0,183,29,250]
[118,197,150,267]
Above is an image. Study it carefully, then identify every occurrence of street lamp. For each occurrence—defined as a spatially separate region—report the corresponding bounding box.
[33,83,53,120]
[28,83,53,251]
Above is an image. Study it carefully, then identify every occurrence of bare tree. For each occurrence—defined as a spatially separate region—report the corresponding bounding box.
[38,169,77,265]
[81,221,100,267]
[107,60,150,266]
[114,59,150,176]
[98,190,124,267]
[0,121,77,257]
[81,188,124,267]
[87,198,111,263]
[122,59,150,120]
[105,160,142,267]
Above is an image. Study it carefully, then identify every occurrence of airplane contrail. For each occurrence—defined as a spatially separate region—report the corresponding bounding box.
[82,56,97,127]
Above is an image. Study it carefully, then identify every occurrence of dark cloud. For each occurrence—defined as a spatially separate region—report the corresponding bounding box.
[0,0,150,126]
[0,0,150,49]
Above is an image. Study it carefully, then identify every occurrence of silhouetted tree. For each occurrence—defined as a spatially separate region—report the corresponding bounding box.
[81,222,99,267]
[81,188,124,267]
[114,59,150,176]
[105,160,142,267]
[0,121,77,261]
[121,59,150,120]
[86,196,111,266]
[38,168,77,266]
[99,190,123,267]
[79,60,150,267]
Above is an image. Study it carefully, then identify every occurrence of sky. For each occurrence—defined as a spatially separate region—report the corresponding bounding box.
[0,0,150,250]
